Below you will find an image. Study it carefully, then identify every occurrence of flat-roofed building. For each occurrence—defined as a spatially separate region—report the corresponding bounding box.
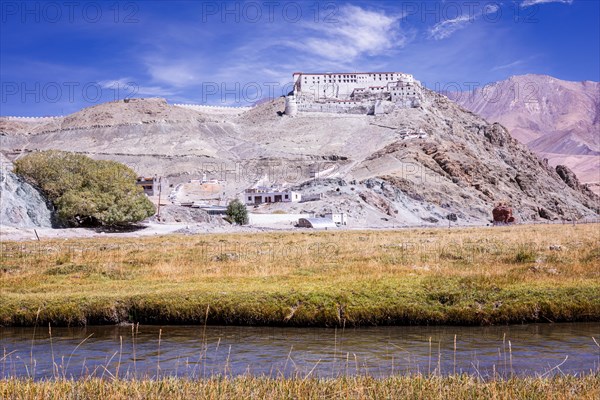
[137,176,160,196]
[244,186,301,205]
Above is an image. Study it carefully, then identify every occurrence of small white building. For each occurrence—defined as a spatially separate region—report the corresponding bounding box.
[323,212,348,226]
[137,176,162,196]
[244,186,301,205]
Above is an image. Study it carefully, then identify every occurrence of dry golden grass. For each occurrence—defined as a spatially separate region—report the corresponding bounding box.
[1,224,598,326]
[1,375,599,400]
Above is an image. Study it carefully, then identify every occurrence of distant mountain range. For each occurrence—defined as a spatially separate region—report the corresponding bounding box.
[447,75,599,194]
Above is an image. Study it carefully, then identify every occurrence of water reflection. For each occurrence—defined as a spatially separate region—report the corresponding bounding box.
[1,323,598,379]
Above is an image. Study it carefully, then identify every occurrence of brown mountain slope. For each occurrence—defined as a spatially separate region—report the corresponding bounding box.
[447,75,599,192]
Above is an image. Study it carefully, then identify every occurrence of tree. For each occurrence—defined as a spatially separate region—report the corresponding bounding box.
[226,198,249,225]
[14,151,155,226]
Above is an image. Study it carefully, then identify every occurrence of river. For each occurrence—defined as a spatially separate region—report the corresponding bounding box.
[1,323,598,379]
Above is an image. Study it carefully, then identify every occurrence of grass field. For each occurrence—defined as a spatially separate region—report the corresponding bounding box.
[1,375,599,400]
[1,224,599,327]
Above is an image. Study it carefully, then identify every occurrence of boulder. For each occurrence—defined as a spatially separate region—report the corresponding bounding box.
[492,203,515,224]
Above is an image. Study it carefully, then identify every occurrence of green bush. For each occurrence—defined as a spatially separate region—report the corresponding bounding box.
[14,151,155,226]
[226,199,249,225]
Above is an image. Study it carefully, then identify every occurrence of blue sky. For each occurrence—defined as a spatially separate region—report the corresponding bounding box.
[1,0,598,115]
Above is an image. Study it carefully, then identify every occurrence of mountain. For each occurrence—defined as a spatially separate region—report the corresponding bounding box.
[1,92,598,228]
[447,75,599,193]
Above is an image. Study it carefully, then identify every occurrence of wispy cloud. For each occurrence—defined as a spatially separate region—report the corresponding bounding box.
[428,15,472,40]
[144,62,204,89]
[521,0,574,7]
[428,4,499,40]
[491,60,525,71]
[295,5,408,61]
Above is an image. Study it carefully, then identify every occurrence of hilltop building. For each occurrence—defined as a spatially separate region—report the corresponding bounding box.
[286,71,422,116]
[292,72,415,100]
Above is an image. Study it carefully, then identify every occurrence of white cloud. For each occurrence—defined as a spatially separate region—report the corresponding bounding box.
[144,63,203,88]
[295,5,407,61]
[484,4,500,14]
[521,0,574,7]
[428,15,472,40]
[428,3,500,40]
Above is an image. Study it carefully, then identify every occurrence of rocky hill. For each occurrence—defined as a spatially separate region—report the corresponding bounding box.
[1,91,598,228]
[447,75,599,194]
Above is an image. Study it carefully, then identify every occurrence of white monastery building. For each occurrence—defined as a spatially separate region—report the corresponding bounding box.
[292,71,416,100]
[286,71,423,116]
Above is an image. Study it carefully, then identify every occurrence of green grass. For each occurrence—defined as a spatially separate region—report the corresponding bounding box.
[1,375,599,400]
[1,224,599,327]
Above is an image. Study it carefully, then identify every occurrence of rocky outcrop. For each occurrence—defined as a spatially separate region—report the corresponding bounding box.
[556,165,582,191]
[359,190,397,217]
[0,169,53,228]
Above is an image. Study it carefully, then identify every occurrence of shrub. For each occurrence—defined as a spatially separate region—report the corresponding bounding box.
[513,246,537,263]
[14,151,155,226]
[226,199,249,225]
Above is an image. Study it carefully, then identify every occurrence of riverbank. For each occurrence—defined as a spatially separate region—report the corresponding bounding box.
[1,224,598,327]
[1,375,599,399]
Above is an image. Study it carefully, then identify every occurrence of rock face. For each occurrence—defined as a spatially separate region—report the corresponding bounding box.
[0,168,53,228]
[1,91,599,228]
[447,75,600,194]
[556,165,583,191]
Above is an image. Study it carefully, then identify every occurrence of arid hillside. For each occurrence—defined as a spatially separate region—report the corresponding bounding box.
[448,75,599,193]
[1,91,598,228]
